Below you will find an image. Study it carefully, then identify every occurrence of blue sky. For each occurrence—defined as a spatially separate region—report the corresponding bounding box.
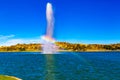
[0,0,120,45]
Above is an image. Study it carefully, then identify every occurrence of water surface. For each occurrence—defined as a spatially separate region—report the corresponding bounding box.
[0,52,120,80]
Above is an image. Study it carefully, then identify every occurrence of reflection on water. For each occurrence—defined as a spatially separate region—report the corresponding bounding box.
[44,54,55,80]
[0,52,120,80]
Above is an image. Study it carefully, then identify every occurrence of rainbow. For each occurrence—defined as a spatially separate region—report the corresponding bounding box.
[41,35,55,43]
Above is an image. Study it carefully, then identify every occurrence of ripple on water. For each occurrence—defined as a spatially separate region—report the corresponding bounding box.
[0,52,120,80]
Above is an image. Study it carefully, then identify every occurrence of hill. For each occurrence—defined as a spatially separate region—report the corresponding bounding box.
[0,42,120,52]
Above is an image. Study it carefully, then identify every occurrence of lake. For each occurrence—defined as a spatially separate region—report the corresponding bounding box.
[0,52,120,80]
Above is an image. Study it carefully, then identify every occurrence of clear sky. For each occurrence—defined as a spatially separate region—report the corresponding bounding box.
[0,0,120,45]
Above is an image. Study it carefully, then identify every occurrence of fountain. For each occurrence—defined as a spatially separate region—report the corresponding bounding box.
[41,3,57,54]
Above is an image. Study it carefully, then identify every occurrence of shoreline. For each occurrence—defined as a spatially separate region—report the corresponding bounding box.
[0,50,120,53]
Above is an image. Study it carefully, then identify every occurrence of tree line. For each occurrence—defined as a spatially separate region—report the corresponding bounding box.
[0,44,41,52]
[0,42,120,52]
[55,42,120,51]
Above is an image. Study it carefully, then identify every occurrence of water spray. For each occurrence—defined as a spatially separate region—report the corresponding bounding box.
[42,3,57,54]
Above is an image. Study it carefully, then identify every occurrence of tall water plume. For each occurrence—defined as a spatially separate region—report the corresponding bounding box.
[46,3,54,38]
[41,3,57,54]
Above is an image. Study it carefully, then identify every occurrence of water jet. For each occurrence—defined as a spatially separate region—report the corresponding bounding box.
[42,3,57,54]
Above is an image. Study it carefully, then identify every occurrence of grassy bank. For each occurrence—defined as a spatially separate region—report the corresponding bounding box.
[0,75,21,80]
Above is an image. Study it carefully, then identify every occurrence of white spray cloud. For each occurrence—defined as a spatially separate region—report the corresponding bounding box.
[46,2,54,38]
